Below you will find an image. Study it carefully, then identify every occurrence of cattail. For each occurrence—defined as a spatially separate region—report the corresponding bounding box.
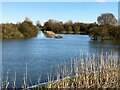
[75,60,78,88]
[85,53,89,88]
[61,65,65,88]
[12,72,16,89]
[70,59,73,77]
[23,73,26,89]
[57,65,60,82]
[28,73,33,87]
[4,71,9,90]
[47,72,50,88]
[5,82,9,90]
[37,75,41,90]
[56,65,60,89]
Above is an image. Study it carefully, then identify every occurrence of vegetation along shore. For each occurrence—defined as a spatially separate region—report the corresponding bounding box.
[1,13,120,40]
[31,51,120,89]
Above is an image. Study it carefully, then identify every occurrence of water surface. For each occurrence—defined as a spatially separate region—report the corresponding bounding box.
[2,33,120,87]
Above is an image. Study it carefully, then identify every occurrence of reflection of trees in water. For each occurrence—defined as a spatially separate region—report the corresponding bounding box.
[88,40,120,58]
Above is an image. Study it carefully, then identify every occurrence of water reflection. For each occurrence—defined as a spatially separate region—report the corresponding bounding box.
[37,31,46,39]
[89,40,120,57]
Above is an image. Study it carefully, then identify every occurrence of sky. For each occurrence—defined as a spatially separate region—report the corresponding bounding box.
[2,2,118,25]
[1,0,119,2]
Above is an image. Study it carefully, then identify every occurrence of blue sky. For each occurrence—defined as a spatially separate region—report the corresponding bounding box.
[2,0,119,2]
[2,2,118,25]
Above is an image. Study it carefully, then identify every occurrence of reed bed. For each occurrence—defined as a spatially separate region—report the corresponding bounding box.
[1,51,120,89]
[40,51,120,89]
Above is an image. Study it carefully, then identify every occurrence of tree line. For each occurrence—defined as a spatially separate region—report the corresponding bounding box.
[1,13,120,40]
[42,13,120,40]
[43,19,98,34]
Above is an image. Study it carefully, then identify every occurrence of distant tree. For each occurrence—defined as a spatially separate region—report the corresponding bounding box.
[43,19,65,33]
[109,26,120,39]
[118,18,120,26]
[80,23,89,33]
[97,13,117,26]
[24,17,32,23]
[36,21,41,28]
[64,20,73,33]
[73,22,80,34]
[16,22,21,25]
[44,19,56,31]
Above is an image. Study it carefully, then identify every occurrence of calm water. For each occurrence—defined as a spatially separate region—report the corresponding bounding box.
[2,33,120,87]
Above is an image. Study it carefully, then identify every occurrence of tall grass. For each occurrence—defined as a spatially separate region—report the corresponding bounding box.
[1,51,120,89]
[45,51,120,89]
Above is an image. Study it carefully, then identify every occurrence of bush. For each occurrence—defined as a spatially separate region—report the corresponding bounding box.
[2,23,24,39]
[1,20,38,39]
[18,21,38,38]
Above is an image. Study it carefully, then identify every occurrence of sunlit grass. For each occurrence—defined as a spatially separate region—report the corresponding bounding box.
[41,51,120,89]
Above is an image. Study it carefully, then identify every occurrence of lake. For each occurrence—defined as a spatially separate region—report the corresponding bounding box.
[2,33,120,88]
